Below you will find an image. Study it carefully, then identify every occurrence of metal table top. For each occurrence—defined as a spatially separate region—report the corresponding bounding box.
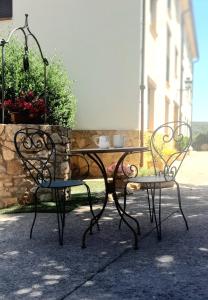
[71,146,148,154]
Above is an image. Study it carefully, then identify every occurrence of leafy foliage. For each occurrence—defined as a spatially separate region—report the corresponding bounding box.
[192,132,208,151]
[191,122,208,150]
[0,38,76,127]
[192,122,208,138]
[175,136,190,151]
[47,58,76,127]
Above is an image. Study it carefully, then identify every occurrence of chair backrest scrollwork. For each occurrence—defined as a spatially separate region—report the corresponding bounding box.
[14,128,56,188]
[150,121,192,181]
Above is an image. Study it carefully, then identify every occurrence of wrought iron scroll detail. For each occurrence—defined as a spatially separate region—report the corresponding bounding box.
[14,128,55,188]
[118,160,138,179]
[150,121,192,181]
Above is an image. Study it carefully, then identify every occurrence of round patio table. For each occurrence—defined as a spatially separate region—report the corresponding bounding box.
[71,146,148,249]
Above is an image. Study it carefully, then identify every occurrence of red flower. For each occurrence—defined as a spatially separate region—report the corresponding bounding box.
[27,90,34,99]
[3,91,46,116]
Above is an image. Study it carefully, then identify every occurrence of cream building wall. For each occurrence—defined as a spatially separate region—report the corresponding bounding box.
[144,0,168,130]
[143,0,198,132]
[0,0,142,130]
[0,0,198,133]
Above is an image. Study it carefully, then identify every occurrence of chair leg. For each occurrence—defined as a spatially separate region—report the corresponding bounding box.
[62,188,66,228]
[82,183,101,249]
[115,188,141,249]
[151,184,162,240]
[82,216,98,249]
[116,199,139,250]
[146,187,154,223]
[84,183,100,233]
[158,185,162,240]
[30,187,39,239]
[118,182,128,230]
[55,189,65,246]
[116,183,140,239]
[175,181,189,230]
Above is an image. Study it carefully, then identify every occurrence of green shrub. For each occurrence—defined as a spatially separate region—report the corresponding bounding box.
[175,136,190,151]
[192,132,208,151]
[137,166,155,176]
[0,38,76,127]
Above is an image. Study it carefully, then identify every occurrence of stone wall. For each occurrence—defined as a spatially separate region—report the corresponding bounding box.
[71,130,143,178]
[0,124,71,208]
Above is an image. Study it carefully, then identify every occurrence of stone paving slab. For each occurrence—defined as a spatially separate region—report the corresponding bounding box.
[65,185,208,300]
[0,205,131,300]
[0,183,208,300]
[0,151,208,300]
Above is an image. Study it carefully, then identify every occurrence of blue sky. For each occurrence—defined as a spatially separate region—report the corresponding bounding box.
[192,0,208,122]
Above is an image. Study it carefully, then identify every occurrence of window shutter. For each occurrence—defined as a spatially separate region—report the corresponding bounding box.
[0,0,12,19]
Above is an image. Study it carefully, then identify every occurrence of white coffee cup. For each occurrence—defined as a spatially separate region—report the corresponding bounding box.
[113,135,125,148]
[93,135,110,149]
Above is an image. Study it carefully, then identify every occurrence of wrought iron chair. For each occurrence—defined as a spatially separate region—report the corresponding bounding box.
[14,128,93,246]
[122,121,192,240]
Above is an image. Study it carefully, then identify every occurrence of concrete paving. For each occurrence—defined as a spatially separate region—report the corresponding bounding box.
[0,151,208,300]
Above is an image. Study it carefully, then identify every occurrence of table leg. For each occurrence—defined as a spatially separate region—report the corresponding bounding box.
[112,152,140,249]
[82,151,140,249]
[82,153,109,248]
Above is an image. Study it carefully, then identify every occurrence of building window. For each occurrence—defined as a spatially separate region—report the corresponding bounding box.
[166,27,171,83]
[0,0,12,19]
[165,97,170,124]
[150,0,157,38]
[147,78,156,131]
[167,0,171,16]
[175,47,178,78]
[174,102,179,122]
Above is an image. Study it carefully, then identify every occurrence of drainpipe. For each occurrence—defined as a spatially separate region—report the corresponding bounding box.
[190,58,199,124]
[179,9,189,124]
[139,0,146,167]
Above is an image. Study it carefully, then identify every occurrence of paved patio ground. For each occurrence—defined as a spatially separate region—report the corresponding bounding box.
[0,151,208,300]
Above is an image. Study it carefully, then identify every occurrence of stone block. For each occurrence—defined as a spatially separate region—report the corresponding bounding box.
[60,162,70,174]
[3,182,13,187]
[5,124,22,141]
[0,164,6,174]
[51,133,62,144]
[61,136,70,144]
[17,192,33,205]
[56,144,66,154]
[39,193,52,202]
[76,138,89,149]
[13,178,29,186]
[0,197,17,208]
[4,141,16,152]
[2,148,15,161]
[0,124,5,136]
[6,160,24,175]
[0,190,12,198]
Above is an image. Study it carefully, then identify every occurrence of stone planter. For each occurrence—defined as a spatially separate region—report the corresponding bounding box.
[9,112,43,124]
[10,112,25,124]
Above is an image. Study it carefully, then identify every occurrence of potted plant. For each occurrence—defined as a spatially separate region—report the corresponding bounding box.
[3,90,46,124]
[0,38,76,127]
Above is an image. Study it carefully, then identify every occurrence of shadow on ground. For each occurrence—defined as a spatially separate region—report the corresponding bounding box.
[1,183,208,300]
